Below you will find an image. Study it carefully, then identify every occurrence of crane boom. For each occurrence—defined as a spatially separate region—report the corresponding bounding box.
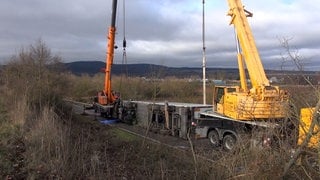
[98,0,118,106]
[227,0,270,88]
[105,0,117,103]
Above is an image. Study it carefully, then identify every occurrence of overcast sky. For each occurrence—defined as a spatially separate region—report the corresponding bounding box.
[0,0,319,70]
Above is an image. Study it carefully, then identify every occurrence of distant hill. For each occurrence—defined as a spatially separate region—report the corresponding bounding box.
[1,61,317,82]
[64,61,169,76]
[64,61,105,75]
[64,61,240,78]
[63,61,319,84]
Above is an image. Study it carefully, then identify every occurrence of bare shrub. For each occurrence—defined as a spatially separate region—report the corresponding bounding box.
[201,141,291,179]
[3,39,66,110]
[278,37,320,177]
[0,40,70,178]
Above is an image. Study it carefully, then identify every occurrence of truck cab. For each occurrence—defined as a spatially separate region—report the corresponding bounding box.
[213,86,240,114]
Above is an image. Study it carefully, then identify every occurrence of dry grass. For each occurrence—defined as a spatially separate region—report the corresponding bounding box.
[25,106,69,178]
[67,75,213,104]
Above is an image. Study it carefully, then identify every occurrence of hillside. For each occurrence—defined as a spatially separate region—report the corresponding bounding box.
[64,61,319,83]
[2,61,318,82]
[64,61,239,78]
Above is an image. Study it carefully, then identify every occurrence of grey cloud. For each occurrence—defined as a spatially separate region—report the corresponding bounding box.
[0,0,319,71]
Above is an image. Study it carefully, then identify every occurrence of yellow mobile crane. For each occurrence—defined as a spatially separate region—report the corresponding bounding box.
[220,0,320,149]
[197,0,319,153]
[213,0,289,121]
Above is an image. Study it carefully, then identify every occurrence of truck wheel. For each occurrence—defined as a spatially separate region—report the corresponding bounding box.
[208,130,220,147]
[223,134,237,151]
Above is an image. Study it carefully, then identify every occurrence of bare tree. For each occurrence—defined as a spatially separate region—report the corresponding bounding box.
[3,39,66,110]
[279,37,320,177]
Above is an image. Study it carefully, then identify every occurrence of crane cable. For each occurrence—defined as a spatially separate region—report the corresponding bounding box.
[122,0,128,75]
[119,0,128,93]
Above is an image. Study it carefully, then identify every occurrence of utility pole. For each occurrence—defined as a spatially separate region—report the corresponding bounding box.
[202,0,207,105]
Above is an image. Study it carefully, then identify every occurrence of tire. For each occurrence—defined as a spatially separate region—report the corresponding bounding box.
[208,130,220,147]
[222,134,237,151]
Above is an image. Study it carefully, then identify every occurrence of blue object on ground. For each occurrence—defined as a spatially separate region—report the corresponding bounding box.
[100,119,119,125]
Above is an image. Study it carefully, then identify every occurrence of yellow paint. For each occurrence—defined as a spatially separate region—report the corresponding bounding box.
[298,108,320,149]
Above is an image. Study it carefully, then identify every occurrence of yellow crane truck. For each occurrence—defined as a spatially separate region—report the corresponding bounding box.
[195,0,319,157]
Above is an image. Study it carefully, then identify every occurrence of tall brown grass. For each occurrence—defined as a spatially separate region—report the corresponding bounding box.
[67,74,213,104]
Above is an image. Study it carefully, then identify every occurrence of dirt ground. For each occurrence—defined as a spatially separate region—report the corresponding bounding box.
[2,105,318,179]
[1,112,214,179]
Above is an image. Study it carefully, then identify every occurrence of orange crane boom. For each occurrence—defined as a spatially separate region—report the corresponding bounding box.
[98,0,118,106]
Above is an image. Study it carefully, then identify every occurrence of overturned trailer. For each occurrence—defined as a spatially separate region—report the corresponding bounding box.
[120,101,212,139]
[119,100,289,151]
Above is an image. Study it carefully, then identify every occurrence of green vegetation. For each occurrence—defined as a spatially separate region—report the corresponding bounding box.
[110,128,139,142]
